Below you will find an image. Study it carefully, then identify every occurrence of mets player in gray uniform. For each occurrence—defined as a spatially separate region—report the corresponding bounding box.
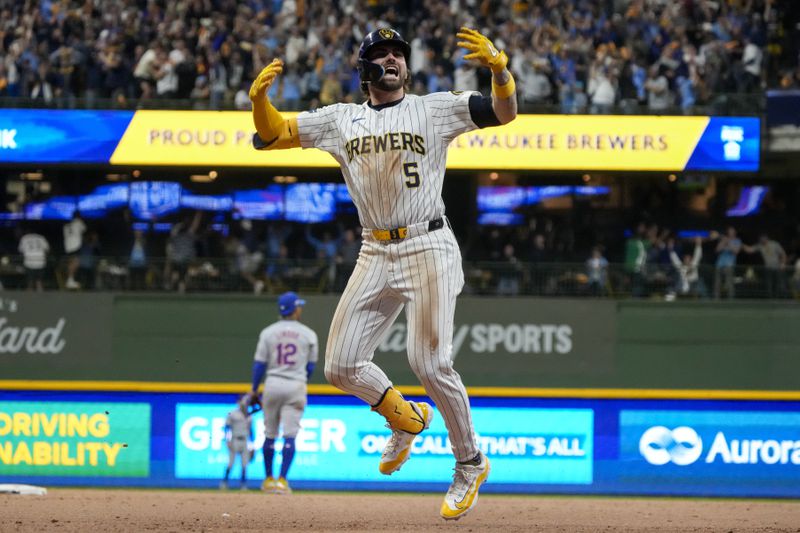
[247,291,318,494]
[249,27,516,518]
[220,396,253,490]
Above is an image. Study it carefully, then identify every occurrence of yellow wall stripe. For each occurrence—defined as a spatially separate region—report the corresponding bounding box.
[1,380,798,401]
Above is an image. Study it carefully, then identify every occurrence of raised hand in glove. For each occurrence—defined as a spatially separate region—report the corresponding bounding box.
[249,58,283,102]
[456,27,508,74]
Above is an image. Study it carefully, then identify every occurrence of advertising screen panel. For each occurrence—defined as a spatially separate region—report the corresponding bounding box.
[0,401,150,477]
[0,110,760,171]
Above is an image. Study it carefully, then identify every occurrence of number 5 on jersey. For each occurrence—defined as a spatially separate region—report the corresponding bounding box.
[403,162,420,188]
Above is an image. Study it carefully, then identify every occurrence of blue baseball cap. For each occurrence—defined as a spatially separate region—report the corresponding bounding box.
[278,291,305,316]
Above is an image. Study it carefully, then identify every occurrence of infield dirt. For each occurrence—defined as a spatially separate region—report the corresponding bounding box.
[2,488,799,532]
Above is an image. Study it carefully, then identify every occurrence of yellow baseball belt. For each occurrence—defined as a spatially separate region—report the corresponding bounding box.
[371,218,446,242]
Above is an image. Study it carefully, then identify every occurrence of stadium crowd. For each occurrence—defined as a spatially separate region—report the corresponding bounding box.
[0,0,798,113]
[5,208,800,300]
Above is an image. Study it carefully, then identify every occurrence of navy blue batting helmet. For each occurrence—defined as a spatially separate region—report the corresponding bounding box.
[357,28,411,84]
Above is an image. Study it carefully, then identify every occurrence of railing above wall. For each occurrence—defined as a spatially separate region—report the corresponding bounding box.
[1,255,797,301]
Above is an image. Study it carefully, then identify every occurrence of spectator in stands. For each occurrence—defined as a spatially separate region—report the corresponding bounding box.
[624,223,648,298]
[587,63,616,115]
[645,65,672,112]
[63,211,86,290]
[155,48,178,100]
[427,64,453,93]
[743,233,787,299]
[208,52,228,109]
[133,41,162,100]
[128,229,149,290]
[305,224,340,290]
[30,61,56,103]
[713,226,742,299]
[191,75,211,109]
[527,233,551,296]
[496,244,523,297]
[586,246,609,297]
[520,56,552,106]
[0,0,792,111]
[167,212,202,293]
[668,237,707,299]
[453,58,478,93]
[18,227,49,292]
[334,228,360,292]
[319,71,342,106]
[77,231,100,290]
[738,35,763,93]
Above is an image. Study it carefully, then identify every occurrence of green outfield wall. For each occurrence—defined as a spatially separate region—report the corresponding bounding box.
[0,292,797,391]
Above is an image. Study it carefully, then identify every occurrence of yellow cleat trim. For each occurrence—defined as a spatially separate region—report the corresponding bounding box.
[440,456,491,520]
[379,448,411,475]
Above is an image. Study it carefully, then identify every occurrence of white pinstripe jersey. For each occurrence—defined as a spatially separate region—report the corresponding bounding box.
[296,91,479,230]
[253,319,318,383]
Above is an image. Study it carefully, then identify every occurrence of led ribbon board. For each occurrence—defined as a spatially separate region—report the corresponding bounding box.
[1,110,759,171]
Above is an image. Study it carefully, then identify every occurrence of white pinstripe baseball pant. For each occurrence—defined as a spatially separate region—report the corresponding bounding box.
[324,224,479,462]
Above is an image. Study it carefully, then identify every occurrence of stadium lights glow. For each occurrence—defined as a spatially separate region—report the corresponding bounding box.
[190,172,218,183]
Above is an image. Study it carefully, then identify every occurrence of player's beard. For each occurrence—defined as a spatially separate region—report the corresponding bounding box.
[372,70,406,92]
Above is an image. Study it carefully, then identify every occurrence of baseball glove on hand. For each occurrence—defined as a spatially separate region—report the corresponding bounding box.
[249,58,283,102]
[456,27,508,74]
[245,392,262,414]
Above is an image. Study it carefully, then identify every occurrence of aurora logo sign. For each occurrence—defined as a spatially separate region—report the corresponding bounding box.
[640,425,800,466]
[624,411,800,472]
[639,426,702,466]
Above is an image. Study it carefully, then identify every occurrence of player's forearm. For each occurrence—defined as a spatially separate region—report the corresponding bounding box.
[490,68,517,125]
[251,97,300,150]
[251,361,267,392]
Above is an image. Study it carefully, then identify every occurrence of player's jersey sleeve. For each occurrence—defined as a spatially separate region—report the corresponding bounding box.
[427,91,479,144]
[306,327,319,364]
[253,328,271,364]
[296,104,344,153]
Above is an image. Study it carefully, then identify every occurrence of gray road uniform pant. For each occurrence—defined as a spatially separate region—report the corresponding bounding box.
[262,376,307,439]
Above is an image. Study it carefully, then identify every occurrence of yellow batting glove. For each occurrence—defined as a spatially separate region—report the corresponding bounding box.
[456,27,508,74]
[249,58,283,102]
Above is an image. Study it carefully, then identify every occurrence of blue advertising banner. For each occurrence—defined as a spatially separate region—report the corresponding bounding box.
[0,109,134,163]
[618,410,800,495]
[175,404,593,485]
[684,117,760,172]
[1,388,798,497]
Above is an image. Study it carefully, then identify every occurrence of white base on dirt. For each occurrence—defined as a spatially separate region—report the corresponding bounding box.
[0,484,48,495]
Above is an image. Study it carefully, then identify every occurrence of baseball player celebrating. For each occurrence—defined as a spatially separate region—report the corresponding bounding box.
[220,396,253,490]
[248,291,318,494]
[250,27,516,519]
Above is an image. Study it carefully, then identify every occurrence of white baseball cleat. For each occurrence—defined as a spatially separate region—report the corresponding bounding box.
[440,452,490,520]
[274,477,292,494]
[379,401,433,475]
